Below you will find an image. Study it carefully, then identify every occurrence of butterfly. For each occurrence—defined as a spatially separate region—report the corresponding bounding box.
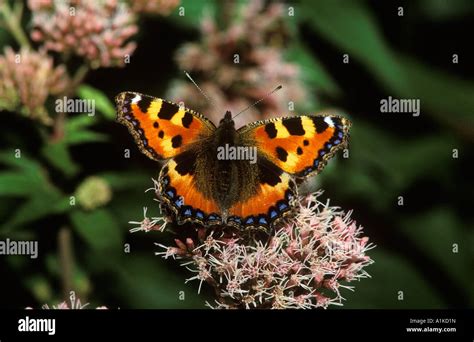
[115,91,351,232]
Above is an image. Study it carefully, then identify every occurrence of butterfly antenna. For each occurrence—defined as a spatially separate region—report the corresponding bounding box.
[184,71,213,104]
[232,85,282,120]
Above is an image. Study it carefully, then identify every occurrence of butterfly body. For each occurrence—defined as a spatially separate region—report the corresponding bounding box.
[174,111,260,222]
[116,91,351,232]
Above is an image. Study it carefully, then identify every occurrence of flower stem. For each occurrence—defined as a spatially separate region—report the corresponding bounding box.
[216,0,234,31]
[69,64,90,96]
[0,1,31,49]
[51,64,89,141]
[58,227,75,299]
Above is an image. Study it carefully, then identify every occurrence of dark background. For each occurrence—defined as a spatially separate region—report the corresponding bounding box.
[0,0,472,309]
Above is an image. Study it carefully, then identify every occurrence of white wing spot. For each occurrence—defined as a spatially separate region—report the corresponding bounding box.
[131,94,142,104]
[324,117,334,127]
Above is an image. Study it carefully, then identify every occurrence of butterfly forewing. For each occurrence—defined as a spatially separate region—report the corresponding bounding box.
[238,115,351,178]
[115,91,216,161]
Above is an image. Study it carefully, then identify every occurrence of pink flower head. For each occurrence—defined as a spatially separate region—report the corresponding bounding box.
[134,189,374,309]
[29,0,138,68]
[168,0,306,128]
[0,47,70,124]
[26,291,107,309]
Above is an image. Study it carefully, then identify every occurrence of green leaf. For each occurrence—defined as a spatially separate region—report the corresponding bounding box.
[343,249,445,309]
[0,153,61,198]
[400,209,474,305]
[169,0,216,28]
[0,151,44,175]
[0,27,12,47]
[0,228,36,241]
[324,121,457,211]
[77,84,115,120]
[397,54,474,133]
[300,0,409,93]
[64,130,109,145]
[416,0,474,20]
[111,255,205,308]
[0,172,43,196]
[108,192,160,232]
[65,114,98,131]
[2,192,70,229]
[64,113,108,145]
[97,171,150,191]
[41,142,79,177]
[25,275,53,303]
[285,42,340,96]
[300,0,474,133]
[70,209,122,251]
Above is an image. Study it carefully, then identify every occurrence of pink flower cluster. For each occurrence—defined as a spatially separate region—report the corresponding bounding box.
[132,190,374,309]
[28,0,138,68]
[169,0,306,128]
[0,47,70,124]
[26,291,107,309]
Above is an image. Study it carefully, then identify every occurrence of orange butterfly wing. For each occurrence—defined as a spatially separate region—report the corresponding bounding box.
[224,114,350,230]
[238,115,351,178]
[158,154,223,226]
[227,165,297,229]
[115,92,215,160]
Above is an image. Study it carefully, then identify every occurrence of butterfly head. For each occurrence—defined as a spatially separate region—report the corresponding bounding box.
[215,111,237,146]
[219,111,235,128]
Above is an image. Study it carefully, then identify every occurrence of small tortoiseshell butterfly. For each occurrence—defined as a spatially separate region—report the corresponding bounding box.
[115,92,351,232]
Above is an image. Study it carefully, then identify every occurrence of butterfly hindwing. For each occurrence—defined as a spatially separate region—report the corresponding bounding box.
[115,92,216,160]
[238,114,351,178]
[158,151,223,226]
[227,161,297,230]
[158,148,296,231]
